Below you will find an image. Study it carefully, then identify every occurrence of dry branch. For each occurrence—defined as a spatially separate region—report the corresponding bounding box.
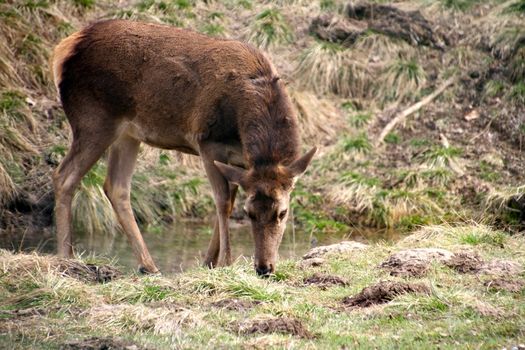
[376,77,455,146]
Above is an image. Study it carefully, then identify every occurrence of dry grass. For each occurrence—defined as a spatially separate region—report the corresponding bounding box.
[294,41,372,98]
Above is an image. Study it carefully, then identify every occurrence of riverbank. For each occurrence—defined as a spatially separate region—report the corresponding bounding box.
[2,0,525,236]
[1,223,523,349]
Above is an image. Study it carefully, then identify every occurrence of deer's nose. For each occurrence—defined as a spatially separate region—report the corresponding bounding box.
[255,264,274,277]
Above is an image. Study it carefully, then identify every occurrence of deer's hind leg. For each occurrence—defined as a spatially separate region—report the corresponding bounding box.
[103,133,159,274]
[53,116,119,258]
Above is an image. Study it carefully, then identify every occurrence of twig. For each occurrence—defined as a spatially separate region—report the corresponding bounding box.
[376,77,455,146]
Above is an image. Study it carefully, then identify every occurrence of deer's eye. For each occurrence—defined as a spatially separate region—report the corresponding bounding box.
[278,209,287,220]
[244,208,256,221]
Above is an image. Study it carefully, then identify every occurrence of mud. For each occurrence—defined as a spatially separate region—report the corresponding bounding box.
[342,281,430,308]
[303,273,349,289]
[211,298,260,311]
[237,317,315,339]
[484,278,525,293]
[58,260,122,283]
[380,248,454,277]
[60,337,148,350]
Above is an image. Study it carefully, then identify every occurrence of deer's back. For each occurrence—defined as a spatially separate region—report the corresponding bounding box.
[53,20,276,149]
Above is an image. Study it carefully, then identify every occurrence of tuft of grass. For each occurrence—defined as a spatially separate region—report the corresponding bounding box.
[484,79,505,98]
[247,8,293,48]
[506,0,525,14]
[507,82,525,104]
[348,112,372,128]
[342,133,372,154]
[419,144,463,171]
[380,57,426,102]
[439,0,481,11]
[295,41,371,98]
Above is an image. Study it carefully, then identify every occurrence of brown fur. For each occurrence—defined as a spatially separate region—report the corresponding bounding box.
[51,19,314,275]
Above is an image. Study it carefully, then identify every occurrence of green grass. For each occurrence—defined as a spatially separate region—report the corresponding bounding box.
[506,0,525,14]
[248,8,293,48]
[439,0,482,11]
[0,224,523,349]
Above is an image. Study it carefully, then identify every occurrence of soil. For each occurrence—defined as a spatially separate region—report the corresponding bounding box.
[380,248,454,278]
[211,298,259,311]
[480,259,523,276]
[381,259,430,278]
[484,278,525,293]
[237,317,315,339]
[310,3,448,48]
[60,337,148,350]
[444,251,485,273]
[58,260,122,283]
[303,273,349,289]
[342,281,430,308]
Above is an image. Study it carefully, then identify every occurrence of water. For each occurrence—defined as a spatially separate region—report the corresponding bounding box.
[0,220,399,274]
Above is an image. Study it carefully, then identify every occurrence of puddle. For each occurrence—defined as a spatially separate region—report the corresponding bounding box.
[0,220,398,274]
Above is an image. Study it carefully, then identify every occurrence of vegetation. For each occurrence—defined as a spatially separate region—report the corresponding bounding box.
[1,224,523,349]
[2,0,525,348]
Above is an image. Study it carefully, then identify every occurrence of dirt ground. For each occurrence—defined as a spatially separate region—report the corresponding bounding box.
[303,273,349,289]
[60,337,148,350]
[342,281,431,308]
[236,317,315,339]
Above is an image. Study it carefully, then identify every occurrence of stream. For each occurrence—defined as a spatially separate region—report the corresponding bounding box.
[0,220,399,274]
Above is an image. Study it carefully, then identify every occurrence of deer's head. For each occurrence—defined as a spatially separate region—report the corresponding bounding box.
[215,147,316,276]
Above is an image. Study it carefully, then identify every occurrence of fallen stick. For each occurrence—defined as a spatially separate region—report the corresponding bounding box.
[376,77,455,146]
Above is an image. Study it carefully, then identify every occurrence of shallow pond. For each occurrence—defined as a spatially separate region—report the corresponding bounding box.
[0,220,399,274]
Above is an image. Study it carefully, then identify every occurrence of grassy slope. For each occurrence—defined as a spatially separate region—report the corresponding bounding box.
[1,0,525,235]
[0,224,524,349]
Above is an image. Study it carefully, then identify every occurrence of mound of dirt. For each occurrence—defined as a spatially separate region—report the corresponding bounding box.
[444,251,484,273]
[237,317,315,339]
[298,257,325,269]
[484,278,525,293]
[479,259,523,276]
[60,337,148,350]
[302,241,368,260]
[342,281,430,308]
[380,248,454,277]
[311,2,448,48]
[211,298,259,311]
[58,261,122,283]
[303,273,349,289]
[444,252,523,276]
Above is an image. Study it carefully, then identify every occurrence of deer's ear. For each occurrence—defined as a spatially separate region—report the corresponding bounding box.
[288,147,317,177]
[214,161,248,188]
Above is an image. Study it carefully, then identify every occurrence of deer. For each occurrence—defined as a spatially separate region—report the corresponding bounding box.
[50,19,316,276]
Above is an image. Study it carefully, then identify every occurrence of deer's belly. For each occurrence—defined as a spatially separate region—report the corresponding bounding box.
[124,121,199,155]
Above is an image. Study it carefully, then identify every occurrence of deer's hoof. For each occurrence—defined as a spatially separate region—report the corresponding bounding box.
[138,266,161,275]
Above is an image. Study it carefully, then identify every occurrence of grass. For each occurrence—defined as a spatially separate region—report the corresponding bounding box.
[380,57,426,102]
[438,0,482,11]
[248,8,293,48]
[294,41,371,98]
[1,223,523,348]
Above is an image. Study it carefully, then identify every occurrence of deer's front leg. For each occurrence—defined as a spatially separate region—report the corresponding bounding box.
[200,142,235,267]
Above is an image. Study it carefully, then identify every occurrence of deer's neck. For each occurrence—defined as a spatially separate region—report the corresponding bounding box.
[236,84,300,169]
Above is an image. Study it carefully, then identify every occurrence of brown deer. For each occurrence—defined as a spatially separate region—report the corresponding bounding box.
[50,19,316,276]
